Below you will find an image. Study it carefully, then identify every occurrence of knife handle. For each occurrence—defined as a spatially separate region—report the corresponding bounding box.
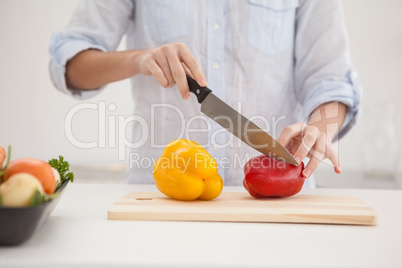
[187,76,212,103]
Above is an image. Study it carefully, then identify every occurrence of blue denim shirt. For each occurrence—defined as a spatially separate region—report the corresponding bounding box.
[49,0,362,185]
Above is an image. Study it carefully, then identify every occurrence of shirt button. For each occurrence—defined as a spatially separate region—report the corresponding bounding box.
[212,62,220,70]
[213,23,220,30]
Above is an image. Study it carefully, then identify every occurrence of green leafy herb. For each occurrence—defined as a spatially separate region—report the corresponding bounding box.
[30,189,45,206]
[29,190,60,206]
[0,145,12,182]
[48,156,74,185]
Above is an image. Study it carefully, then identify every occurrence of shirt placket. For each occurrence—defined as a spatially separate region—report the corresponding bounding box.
[206,0,226,181]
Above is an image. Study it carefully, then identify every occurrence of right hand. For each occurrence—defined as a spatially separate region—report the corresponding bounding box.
[135,42,207,99]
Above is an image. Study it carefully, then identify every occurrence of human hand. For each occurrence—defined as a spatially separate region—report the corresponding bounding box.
[136,42,207,99]
[277,122,341,178]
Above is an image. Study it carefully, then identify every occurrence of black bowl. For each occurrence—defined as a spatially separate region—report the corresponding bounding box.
[0,180,69,246]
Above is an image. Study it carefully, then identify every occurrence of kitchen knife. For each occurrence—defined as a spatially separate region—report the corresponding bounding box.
[187,76,298,165]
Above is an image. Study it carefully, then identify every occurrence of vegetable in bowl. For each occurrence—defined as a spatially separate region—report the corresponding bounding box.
[0,146,75,245]
[48,156,74,189]
[0,146,74,207]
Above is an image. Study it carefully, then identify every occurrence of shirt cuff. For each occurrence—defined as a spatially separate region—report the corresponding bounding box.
[49,32,107,99]
[302,70,363,141]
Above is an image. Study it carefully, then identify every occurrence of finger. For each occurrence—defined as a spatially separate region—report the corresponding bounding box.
[177,43,207,87]
[147,60,169,88]
[326,145,342,174]
[277,122,306,149]
[287,138,302,154]
[303,133,326,178]
[181,63,196,99]
[166,45,190,99]
[182,63,192,77]
[293,126,320,165]
[166,51,190,99]
[154,52,175,88]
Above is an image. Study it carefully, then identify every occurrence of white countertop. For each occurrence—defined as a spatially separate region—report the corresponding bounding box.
[1,184,401,268]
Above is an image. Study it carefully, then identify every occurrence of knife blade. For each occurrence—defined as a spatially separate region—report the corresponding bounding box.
[187,76,298,165]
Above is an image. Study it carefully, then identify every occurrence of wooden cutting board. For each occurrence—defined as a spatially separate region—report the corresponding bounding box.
[108,192,377,225]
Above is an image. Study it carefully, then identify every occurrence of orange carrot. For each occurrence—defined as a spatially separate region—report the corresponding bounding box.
[0,146,6,169]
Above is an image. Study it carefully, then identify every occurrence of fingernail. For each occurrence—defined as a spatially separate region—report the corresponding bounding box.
[295,156,301,165]
[303,168,312,178]
[186,93,191,99]
[199,78,207,87]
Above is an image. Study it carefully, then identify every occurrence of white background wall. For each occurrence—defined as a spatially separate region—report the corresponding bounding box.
[1,1,401,177]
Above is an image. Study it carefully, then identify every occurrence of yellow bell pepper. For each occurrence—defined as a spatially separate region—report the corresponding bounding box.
[153,139,223,201]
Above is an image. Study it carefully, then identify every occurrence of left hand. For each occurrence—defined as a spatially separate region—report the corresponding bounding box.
[277,122,341,178]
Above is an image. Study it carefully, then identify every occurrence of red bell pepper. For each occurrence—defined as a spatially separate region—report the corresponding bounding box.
[243,154,305,198]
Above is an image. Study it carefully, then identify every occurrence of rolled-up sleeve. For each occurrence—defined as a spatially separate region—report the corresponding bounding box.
[49,0,134,99]
[294,0,362,140]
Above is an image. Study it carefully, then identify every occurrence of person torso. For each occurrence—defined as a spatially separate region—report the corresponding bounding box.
[125,0,306,185]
